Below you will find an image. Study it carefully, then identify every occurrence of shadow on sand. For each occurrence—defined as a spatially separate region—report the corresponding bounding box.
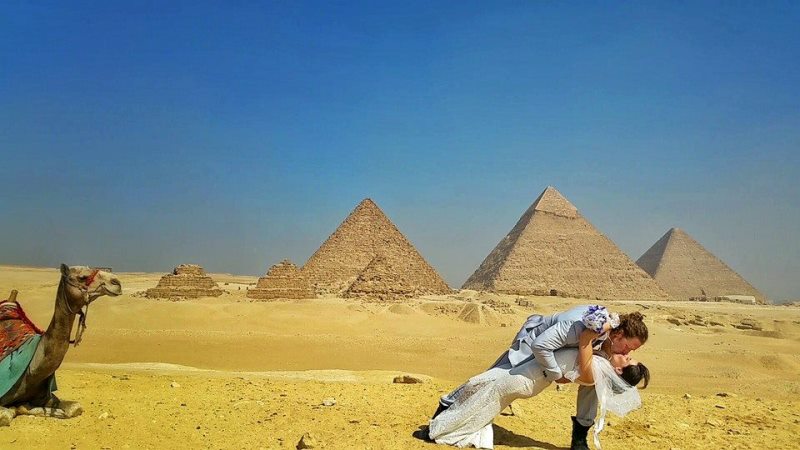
[412,424,567,450]
[494,424,568,449]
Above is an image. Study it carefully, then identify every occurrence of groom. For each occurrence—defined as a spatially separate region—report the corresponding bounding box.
[435,305,646,450]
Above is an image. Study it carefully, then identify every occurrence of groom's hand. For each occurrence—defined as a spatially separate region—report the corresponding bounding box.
[554,377,570,384]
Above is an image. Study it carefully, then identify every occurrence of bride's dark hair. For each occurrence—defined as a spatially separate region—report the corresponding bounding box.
[620,362,650,388]
[616,312,648,343]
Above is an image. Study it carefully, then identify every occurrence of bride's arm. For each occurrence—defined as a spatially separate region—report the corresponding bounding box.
[575,328,597,384]
[575,321,612,384]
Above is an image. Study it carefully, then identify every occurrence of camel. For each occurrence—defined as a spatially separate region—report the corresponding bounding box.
[0,264,122,425]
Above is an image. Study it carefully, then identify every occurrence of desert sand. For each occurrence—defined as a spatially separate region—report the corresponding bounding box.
[1,265,798,449]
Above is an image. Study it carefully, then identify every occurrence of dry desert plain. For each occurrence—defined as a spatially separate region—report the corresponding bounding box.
[1,265,799,450]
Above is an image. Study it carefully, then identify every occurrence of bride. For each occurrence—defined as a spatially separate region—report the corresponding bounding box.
[428,323,649,449]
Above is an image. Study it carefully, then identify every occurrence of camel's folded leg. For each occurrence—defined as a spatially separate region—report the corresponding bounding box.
[15,401,83,419]
[16,405,67,418]
[59,401,84,418]
[0,407,17,426]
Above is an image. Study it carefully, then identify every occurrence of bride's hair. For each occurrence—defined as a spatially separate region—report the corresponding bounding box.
[620,362,650,388]
[616,312,648,343]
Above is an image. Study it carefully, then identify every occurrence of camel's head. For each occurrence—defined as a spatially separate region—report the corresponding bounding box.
[60,264,122,307]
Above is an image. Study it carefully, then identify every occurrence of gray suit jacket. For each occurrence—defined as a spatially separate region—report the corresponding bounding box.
[508,305,607,381]
[500,305,608,426]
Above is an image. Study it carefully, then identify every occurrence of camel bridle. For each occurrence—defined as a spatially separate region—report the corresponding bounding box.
[61,269,99,347]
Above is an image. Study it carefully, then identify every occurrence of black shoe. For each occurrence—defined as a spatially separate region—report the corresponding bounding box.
[412,425,433,443]
[431,402,449,420]
[570,416,591,450]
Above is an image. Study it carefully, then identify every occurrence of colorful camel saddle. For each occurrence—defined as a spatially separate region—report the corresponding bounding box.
[0,301,44,399]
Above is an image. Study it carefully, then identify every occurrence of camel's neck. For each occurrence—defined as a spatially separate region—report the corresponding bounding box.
[29,280,78,380]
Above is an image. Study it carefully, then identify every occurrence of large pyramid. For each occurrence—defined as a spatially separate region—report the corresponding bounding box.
[462,187,669,300]
[301,199,451,296]
[636,228,767,304]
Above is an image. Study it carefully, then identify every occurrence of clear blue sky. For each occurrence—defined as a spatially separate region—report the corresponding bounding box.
[2,1,798,302]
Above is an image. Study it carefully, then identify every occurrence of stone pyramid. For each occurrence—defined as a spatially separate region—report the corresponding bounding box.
[302,198,451,296]
[146,264,223,299]
[462,187,669,300]
[636,228,767,303]
[247,260,315,300]
[344,254,416,299]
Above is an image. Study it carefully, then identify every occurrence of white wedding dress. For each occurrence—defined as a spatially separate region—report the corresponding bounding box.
[429,348,639,449]
[428,349,583,449]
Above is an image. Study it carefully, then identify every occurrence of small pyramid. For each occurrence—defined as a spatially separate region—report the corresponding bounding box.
[302,199,451,296]
[462,187,669,300]
[247,260,315,300]
[344,255,416,299]
[146,264,223,299]
[636,228,767,303]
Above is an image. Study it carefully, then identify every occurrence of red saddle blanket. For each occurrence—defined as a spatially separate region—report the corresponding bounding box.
[0,301,43,361]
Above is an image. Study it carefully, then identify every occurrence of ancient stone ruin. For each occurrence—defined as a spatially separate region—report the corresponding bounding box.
[344,255,417,300]
[457,302,502,326]
[302,198,451,297]
[247,260,315,300]
[463,186,669,300]
[145,264,223,299]
[636,227,767,304]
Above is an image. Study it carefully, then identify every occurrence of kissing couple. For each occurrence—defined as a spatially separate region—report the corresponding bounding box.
[428,305,650,449]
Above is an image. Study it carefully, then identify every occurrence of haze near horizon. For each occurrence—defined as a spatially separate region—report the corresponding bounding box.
[1,2,798,302]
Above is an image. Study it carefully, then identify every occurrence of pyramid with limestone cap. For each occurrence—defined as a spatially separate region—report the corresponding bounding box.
[636,228,767,304]
[463,187,669,300]
[302,199,451,296]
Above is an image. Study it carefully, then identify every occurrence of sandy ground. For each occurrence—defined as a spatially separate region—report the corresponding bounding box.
[1,265,799,449]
